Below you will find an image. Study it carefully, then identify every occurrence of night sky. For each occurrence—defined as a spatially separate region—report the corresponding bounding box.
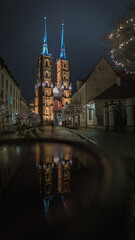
[0,0,130,103]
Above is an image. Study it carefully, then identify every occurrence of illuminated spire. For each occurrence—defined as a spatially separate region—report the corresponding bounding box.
[42,17,49,55]
[60,22,66,60]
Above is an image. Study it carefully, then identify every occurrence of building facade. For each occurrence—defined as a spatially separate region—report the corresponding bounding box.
[0,58,21,129]
[71,57,135,132]
[34,18,71,125]
[35,17,53,124]
[20,95,28,114]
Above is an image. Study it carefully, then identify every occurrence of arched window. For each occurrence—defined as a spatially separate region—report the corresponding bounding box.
[46,72,48,77]
[64,73,66,79]
[46,61,48,67]
[45,91,48,96]
[46,108,49,114]
[45,81,48,87]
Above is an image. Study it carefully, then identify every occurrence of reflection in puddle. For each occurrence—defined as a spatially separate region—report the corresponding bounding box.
[35,144,73,213]
[0,142,128,239]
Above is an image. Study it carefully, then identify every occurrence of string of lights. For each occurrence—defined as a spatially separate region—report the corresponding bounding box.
[107,2,135,74]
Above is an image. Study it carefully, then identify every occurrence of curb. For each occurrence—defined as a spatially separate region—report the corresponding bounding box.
[65,128,100,147]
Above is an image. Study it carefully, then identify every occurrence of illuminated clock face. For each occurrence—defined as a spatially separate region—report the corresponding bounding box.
[98,63,108,72]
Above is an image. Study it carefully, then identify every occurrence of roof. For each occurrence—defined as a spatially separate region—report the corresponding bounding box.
[95,80,135,100]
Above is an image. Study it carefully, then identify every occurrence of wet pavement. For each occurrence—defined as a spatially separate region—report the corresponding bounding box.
[0,126,135,239]
[71,128,135,237]
[0,141,129,240]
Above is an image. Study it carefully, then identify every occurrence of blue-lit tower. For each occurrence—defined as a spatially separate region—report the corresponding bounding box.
[57,22,72,107]
[42,17,49,55]
[35,17,53,124]
[60,22,66,60]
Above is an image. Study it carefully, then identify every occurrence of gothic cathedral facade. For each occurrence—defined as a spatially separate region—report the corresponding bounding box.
[34,18,71,124]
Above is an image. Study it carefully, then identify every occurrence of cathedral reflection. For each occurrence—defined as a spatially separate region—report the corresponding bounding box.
[35,144,72,213]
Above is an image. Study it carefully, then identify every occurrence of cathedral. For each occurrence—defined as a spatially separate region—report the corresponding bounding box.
[34,17,72,125]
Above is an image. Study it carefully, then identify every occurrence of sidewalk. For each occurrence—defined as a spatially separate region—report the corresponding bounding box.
[36,126,87,143]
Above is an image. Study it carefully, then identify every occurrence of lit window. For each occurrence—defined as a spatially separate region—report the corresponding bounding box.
[6,93,8,102]
[10,97,12,105]
[46,108,49,114]
[45,81,48,87]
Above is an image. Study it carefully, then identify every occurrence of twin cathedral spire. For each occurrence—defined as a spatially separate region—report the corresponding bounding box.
[42,17,66,60]
[34,17,71,124]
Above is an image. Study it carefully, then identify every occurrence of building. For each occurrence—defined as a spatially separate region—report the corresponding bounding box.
[29,100,35,112]
[71,56,135,132]
[34,18,71,125]
[34,17,53,125]
[0,58,21,129]
[20,95,28,114]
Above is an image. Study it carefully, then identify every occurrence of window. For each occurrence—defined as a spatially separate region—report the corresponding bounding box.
[45,91,48,96]
[10,97,12,105]
[2,74,4,87]
[6,79,8,89]
[13,99,15,108]
[45,81,48,87]
[10,85,12,94]
[46,108,49,114]
[6,93,8,102]
[13,88,15,97]
[1,89,4,99]
[89,109,92,120]
[46,61,48,67]
[64,73,66,79]
[82,93,84,101]
[64,63,66,68]
[46,72,48,77]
